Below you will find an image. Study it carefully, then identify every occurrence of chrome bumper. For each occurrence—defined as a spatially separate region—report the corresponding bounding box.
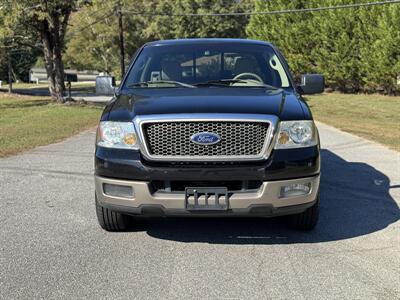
[95,175,320,216]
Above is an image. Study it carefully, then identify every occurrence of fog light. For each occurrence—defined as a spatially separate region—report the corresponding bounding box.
[280,183,311,198]
[103,183,134,198]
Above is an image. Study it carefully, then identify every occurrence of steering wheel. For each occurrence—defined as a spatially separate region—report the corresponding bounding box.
[233,72,263,82]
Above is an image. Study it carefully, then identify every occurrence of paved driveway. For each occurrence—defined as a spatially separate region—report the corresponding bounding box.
[0,123,399,299]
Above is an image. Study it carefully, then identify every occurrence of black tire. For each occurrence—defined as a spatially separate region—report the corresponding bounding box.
[287,196,320,230]
[95,195,130,231]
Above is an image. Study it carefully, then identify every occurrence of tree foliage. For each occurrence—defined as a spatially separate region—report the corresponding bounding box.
[247,0,400,94]
[0,8,41,84]
[65,0,150,79]
[0,0,85,101]
[2,0,398,95]
[65,0,253,79]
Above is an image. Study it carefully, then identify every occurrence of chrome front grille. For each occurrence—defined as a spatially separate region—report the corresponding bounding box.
[141,120,270,160]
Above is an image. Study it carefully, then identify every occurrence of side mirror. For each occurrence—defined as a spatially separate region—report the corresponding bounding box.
[95,75,116,95]
[298,74,325,95]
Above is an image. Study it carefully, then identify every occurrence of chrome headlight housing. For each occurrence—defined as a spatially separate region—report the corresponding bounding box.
[96,121,139,149]
[275,120,318,149]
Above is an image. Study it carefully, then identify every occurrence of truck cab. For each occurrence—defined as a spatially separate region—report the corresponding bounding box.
[94,39,324,231]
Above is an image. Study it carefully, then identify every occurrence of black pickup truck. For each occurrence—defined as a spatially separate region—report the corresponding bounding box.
[94,39,324,231]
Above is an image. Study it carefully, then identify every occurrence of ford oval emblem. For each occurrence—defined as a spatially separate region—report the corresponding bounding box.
[190,132,221,145]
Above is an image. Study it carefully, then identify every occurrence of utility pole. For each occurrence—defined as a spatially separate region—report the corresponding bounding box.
[117,1,125,78]
[8,50,12,94]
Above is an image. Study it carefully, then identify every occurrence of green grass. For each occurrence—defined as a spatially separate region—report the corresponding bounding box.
[1,92,398,157]
[0,82,97,94]
[305,93,400,151]
[0,94,102,157]
[2,81,95,89]
[1,82,49,89]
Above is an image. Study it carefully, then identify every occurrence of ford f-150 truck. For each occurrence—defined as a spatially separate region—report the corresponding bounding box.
[94,39,324,231]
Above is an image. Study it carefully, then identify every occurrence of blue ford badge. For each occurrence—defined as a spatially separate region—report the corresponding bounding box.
[191,132,221,145]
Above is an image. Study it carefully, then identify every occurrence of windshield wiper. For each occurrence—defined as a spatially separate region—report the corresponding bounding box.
[194,79,278,89]
[127,80,196,88]
[194,79,241,86]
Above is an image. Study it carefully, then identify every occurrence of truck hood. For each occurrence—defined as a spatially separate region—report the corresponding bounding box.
[105,88,307,122]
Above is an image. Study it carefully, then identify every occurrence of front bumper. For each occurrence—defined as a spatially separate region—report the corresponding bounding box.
[95,146,320,181]
[95,174,320,217]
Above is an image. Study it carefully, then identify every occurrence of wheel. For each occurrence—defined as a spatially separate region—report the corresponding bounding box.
[286,196,320,230]
[95,194,130,231]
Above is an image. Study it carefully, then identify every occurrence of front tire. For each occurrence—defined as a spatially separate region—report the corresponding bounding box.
[287,196,319,230]
[95,195,130,231]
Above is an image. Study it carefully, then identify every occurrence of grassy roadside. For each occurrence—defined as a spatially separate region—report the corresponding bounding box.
[0,93,102,157]
[1,92,398,157]
[1,81,95,89]
[0,82,97,94]
[305,93,400,151]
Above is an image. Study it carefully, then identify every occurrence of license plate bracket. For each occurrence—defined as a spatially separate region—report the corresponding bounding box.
[185,187,229,211]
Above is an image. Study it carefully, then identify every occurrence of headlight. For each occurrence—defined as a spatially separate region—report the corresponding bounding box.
[275,120,317,149]
[96,121,139,149]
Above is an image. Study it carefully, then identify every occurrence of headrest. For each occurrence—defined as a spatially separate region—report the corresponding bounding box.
[161,60,182,81]
[234,57,259,75]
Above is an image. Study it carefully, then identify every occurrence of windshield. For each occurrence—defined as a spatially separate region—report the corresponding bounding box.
[123,43,291,89]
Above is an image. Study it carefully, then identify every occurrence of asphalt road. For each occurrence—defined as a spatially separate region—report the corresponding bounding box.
[0,122,399,299]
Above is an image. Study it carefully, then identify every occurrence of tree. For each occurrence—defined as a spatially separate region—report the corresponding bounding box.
[65,0,149,80]
[0,1,84,101]
[0,12,42,91]
[363,4,400,94]
[64,0,254,78]
[2,49,41,82]
[141,0,253,39]
[65,2,119,75]
[247,0,323,82]
[246,0,400,94]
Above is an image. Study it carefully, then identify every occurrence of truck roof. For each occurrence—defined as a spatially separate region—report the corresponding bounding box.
[145,38,273,47]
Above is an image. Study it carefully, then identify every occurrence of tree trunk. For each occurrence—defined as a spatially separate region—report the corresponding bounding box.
[38,10,70,103]
[117,1,125,78]
[41,28,57,99]
[8,51,13,94]
[53,48,65,101]
[53,15,66,102]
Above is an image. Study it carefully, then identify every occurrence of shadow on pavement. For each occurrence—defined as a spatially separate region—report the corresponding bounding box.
[130,149,399,244]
